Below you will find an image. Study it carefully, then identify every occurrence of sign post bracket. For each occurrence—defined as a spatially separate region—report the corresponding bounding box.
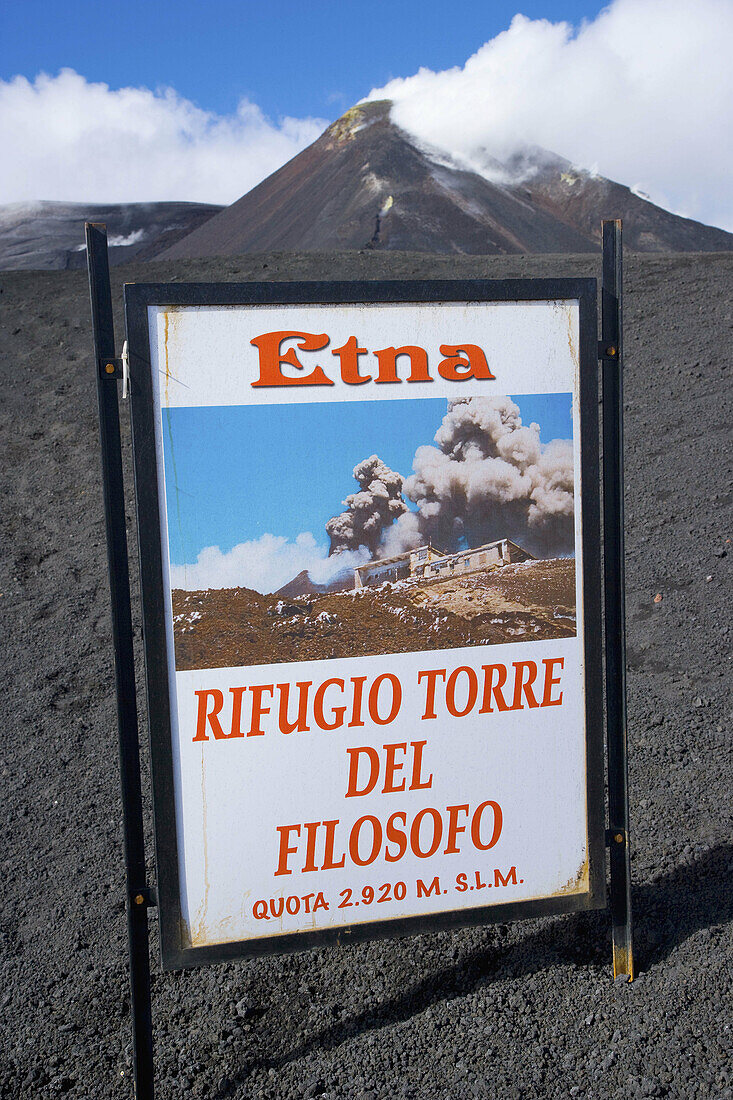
[600,218,635,981]
[85,223,156,1095]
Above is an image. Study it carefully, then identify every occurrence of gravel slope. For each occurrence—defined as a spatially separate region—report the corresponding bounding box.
[0,249,731,1099]
[171,558,576,671]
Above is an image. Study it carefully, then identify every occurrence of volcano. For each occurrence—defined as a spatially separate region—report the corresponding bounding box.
[274,567,355,598]
[157,100,733,260]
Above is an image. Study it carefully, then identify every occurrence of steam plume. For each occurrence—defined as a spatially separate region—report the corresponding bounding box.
[365,0,733,233]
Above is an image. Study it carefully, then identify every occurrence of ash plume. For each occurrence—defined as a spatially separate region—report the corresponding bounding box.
[326,454,409,556]
[380,396,575,558]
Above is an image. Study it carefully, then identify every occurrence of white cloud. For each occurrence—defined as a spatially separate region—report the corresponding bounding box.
[0,69,328,204]
[366,0,733,231]
[169,531,368,594]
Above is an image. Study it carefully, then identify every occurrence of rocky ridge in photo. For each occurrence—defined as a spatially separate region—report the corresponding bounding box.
[172,558,576,671]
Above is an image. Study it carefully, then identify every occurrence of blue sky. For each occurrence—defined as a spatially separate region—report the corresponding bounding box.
[1,1,604,121]
[2,2,730,230]
[163,393,572,567]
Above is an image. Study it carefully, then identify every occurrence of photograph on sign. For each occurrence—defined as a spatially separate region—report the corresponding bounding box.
[168,393,577,670]
[126,284,605,968]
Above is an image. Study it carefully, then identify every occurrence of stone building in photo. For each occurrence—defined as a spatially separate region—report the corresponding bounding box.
[353,538,535,589]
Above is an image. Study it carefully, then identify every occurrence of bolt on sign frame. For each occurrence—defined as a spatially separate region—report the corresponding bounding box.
[86,221,633,1100]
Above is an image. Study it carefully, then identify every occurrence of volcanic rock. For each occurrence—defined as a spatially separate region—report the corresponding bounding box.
[1,246,731,1098]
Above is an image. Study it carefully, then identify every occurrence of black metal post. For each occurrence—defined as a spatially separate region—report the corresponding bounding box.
[86,223,156,1093]
[600,219,634,981]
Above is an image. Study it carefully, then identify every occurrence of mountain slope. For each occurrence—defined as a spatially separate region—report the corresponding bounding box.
[274,567,355,598]
[0,200,223,271]
[157,100,733,259]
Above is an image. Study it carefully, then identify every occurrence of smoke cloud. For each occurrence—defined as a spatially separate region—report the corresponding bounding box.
[326,455,408,556]
[365,0,733,232]
[331,398,575,563]
[397,396,574,557]
[175,398,573,592]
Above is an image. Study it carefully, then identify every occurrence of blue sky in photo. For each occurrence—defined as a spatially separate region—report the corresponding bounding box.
[162,393,573,565]
[1,1,606,120]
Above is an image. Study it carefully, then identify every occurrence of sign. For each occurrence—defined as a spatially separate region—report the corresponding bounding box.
[125,279,605,970]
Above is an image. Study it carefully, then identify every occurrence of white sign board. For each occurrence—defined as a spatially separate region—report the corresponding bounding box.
[126,279,605,969]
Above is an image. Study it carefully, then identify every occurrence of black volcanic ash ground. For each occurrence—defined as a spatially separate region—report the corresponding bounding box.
[0,249,731,1098]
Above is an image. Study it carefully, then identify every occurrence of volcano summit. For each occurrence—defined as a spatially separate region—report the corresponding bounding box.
[158,100,733,260]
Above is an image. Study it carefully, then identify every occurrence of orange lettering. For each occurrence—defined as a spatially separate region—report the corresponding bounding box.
[228,686,247,738]
[193,689,225,741]
[349,816,382,866]
[446,665,478,717]
[382,742,407,794]
[250,330,333,386]
[411,807,443,858]
[368,673,402,725]
[274,824,301,876]
[348,675,367,727]
[510,661,540,710]
[418,668,447,719]
[444,804,470,854]
[332,335,370,384]
[479,664,510,713]
[277,680,311,734]
[375,345,432,383]
[471,801,502,850]
[248,684,274,735]
[438,344,495,382]
[345,746,380,797]
[541,657,564,706]
[385,811,408,862]
[408,740,433,791]
[314,678,346,730]
[302,821,320,873]
[322,819,346,869]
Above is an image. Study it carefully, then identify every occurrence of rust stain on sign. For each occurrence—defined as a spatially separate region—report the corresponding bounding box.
[563,300,581,425]
[163,310,171,407]
[186,750,211,948]
[555,851,589,896]
[161,308,191,403]
[161,309,187,561]
[566,300,579,370]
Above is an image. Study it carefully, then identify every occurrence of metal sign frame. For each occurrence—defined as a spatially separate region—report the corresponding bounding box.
[86,222,633,1100]
[125,276,606,971]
